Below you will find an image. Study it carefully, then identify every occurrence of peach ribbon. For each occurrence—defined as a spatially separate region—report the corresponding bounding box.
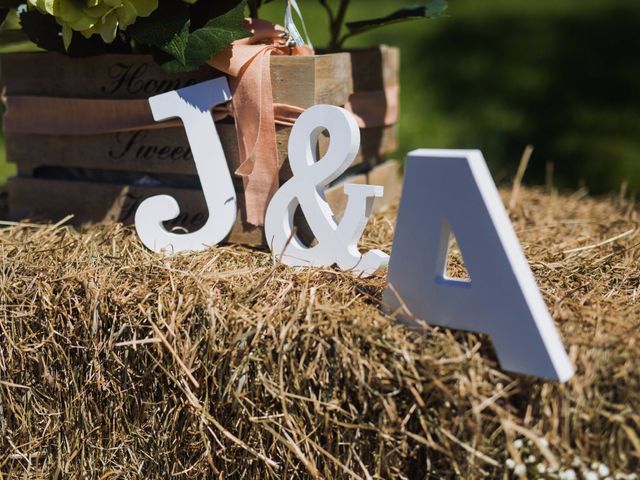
[206,18,314,225]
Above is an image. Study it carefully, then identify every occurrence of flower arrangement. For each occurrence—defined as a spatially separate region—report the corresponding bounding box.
[0,0,250,71]
[0,0,447,71]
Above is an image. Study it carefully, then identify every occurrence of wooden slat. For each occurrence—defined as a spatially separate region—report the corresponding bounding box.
[349,45,399,158]
[7,160,401,247]
[8,125,292,179]
[7,176,265,245]
[360,124,398,164]
[349,45,399,91]
[0,53,216,99]
[270,53,353,107]
[7,123,382,179]
[323,159,402,219]
[0,52,353,105]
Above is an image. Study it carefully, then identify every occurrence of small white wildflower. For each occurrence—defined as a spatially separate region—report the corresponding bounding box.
[592,462,600,470]
[506,458,516,470]
[539,438,550,448]
[598,464,611,477]
[584,471,599,480]
[560,469,578,480]
[536,463,547,474]
[527,455,537,463]
[514,464,527,476]
[629,474,638,480]
[513,439,524,450]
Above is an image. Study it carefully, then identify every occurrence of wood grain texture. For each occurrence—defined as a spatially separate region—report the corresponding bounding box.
[8,125,292,180]
[349,45,400,159]
[0,53,216,99]
[349,45,399,91]
[324,159,402,220]
[271,53,353,107]
[0,52,352,104]
[7,123,387,180]
[8,160,401,247]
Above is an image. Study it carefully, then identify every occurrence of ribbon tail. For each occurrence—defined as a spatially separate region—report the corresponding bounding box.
[231,48,281,226]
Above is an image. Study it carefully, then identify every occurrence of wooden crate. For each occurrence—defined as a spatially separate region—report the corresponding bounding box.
[1,49,399,245]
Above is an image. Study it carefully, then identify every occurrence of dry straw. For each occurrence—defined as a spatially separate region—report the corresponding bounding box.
[0,187,638,478]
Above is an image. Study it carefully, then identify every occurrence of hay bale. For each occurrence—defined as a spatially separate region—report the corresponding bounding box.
[0,187,638,478]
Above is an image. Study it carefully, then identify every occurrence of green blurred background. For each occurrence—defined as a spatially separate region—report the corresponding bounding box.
[1,0,639,193]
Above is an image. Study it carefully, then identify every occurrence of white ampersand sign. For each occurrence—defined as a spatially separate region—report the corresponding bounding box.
[265,105,389,277]
[135,77,236,253]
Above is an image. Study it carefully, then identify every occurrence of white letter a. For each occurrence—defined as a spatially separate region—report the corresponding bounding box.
[384,149,574,382]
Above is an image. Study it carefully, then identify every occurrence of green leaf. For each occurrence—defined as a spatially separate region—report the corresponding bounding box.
[0,0,22,23]
[19,8,66,52]
[128,2,191,65]
[345,1,448,37]
[160,0,250,73]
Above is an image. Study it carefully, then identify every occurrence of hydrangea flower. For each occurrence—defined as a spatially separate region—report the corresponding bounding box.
[27,0,195,48]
